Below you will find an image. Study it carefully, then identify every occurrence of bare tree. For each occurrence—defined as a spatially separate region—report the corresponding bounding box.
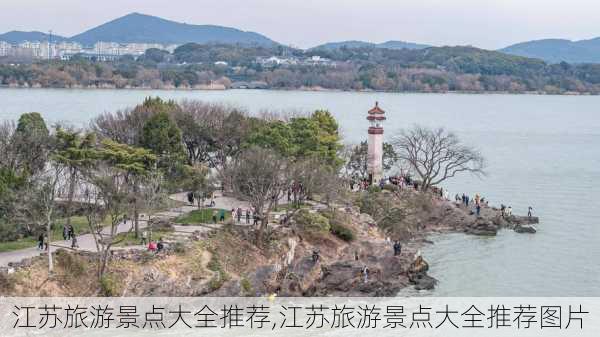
[14,164,65,273]
[392,126,485,190]
[228,147,289,244]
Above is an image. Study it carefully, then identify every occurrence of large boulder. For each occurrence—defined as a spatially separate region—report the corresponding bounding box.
[465,218,498,236]
[514,224,537,234]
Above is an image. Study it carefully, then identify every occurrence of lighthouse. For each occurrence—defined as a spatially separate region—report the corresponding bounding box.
[367,102,386,185]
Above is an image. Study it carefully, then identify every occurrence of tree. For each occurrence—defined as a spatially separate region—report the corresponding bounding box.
[392,126,485,190]
[140,111,185,175]
[12,112,50,175]
[53,128,96,235]
[227,147,289,244]
[346,140,399,179]
[81,140,157,279]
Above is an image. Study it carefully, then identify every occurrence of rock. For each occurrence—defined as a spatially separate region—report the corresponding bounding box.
[465,218,498,236]
[514,224,537,234]
[148,218,175,231]
[410,273,437,290]
[358,213,375,225]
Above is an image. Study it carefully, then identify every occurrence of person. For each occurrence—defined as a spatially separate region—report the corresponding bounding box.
[476,204,481,216]
[157,238,164,253]
[37,233,44,250]
[245,209,251,224]
[393,241,402,256]
[187,191,194,205]
[219,209,225,222]
[62,225,68,240]
[475,193,481,206]
[210,195,216,207]
[507,206,513,217]
[212,211,217,224]
[501,204,506,218]
[43,234,49,251]
[362,265,369,283]
[312,250,320,263]
[71,235,79,249]
[354,251,359,261]
[68,225,75,240]
[231,208,236,221]
[528,206,533,218]
[237,208,242,223]
[141,230,148,246]
[148,241,157,252]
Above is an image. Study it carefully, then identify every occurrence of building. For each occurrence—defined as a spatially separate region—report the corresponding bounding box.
[367,102,386,184]
[0,41,10,57]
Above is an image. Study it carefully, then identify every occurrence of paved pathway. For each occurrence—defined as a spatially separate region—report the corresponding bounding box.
[0,192,238,268]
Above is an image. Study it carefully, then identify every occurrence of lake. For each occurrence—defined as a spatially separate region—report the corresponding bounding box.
[1,88,599,296]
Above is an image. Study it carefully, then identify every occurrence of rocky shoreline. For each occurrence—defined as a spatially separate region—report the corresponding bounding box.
[0,190,539,297]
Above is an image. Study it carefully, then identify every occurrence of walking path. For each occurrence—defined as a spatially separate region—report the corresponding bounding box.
[0,191,324,268]
[0,191,243,268]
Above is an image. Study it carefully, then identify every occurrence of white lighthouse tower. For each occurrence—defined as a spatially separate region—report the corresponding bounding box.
[367,102,386,185]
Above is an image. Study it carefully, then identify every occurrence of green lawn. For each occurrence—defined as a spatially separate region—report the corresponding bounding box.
[174,208,229,224]
[273,203,310,212]
[0,238,37,253]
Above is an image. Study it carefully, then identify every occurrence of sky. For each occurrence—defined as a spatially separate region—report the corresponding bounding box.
[1,0,599,49]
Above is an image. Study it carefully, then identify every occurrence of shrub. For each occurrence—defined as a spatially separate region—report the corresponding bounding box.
[0,222,20,242]
[100,273,120,296]
[293,209,330,232]
[55,250,86,277]
[330,223,355,241]
[367,185,382,193]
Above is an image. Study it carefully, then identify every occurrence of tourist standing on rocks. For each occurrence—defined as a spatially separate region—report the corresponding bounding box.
[528,206,533,218]
[476,204,481,216]
[312,250,320,263]
[501,204,506,217]
[507,206,513,217]
[362,265,369,283]
[393,241,402,256]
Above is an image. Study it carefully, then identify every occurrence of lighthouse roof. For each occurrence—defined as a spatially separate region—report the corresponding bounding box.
[368,101,385,115]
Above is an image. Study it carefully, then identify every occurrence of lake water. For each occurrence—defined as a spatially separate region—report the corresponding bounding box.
[1,88,599,296]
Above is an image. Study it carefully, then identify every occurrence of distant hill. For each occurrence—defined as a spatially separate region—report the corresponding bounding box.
[0,31,68,44]
[501,38,600,64]
[69,13,277,46]
[311,40,430,51]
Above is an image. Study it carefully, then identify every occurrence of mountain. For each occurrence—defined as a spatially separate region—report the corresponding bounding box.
[311,40,430,51]
[69,12,277,46]
[501,38,600,64]
[0,31,68,44]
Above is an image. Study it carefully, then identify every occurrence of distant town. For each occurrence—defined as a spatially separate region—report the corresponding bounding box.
[0,40,179,61]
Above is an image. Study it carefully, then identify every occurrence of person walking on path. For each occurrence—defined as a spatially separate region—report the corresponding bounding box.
[62,225,68,241]
[37,233,44,250]
[68,225,74,241]
[237,208,242,223]
[141,230,148,246]
[71,235,79,249]
[245,209,250,224]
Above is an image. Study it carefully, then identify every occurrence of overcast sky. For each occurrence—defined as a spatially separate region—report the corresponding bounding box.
[1,0,598,49]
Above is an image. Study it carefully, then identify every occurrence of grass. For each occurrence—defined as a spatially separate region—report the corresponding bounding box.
[0,238,37,253]
[112,230,174,247]
[174,208,229,224]
[0,215,107,253]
